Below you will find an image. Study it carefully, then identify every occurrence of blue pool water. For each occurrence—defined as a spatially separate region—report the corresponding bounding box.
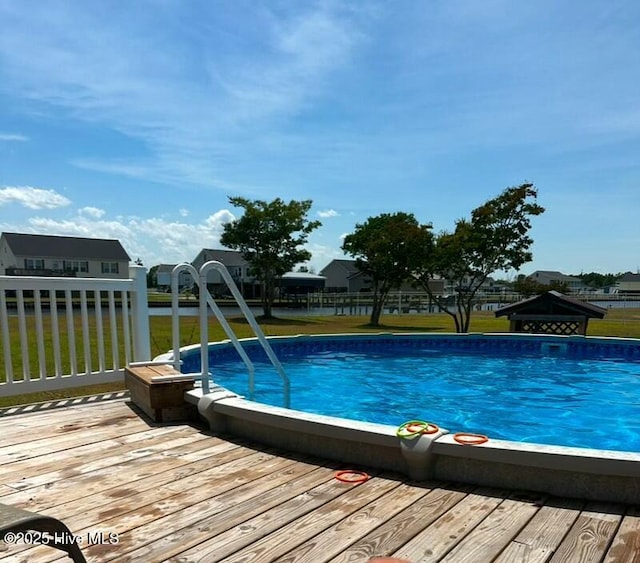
[183,335,640,452]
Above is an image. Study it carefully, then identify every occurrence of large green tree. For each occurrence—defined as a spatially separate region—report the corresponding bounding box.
[342,212,433,327]
[220,197,321,318]
[415,183,544,332]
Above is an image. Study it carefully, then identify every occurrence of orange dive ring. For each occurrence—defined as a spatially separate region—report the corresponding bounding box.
[396,420,440,439]
[335,470,370,484]
[453,432,489,445]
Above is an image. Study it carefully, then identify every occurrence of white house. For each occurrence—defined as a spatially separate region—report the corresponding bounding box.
[192,248,260,297]
[0,232,130,279]
[527,270,584,292]
[155,264,195,291]
[614,273,640,294]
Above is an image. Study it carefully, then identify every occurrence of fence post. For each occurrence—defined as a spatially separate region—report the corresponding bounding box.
[130,265,151,362]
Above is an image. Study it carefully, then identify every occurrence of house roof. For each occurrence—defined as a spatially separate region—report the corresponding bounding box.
[156,264,178,274]
[495,290,606,319]
[528,270,582,283]
[1,232,130,261]
[619,272,640,282]
[319,259,359,275]
[280,272,326,280]
[195,248,248,266]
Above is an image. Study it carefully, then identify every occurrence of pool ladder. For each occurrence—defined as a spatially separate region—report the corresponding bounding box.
[170,261,290,408]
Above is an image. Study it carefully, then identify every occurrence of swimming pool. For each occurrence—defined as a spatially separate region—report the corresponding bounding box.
[179,333,640,453]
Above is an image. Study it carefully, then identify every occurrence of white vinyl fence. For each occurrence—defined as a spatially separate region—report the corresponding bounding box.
[0,266,150,397]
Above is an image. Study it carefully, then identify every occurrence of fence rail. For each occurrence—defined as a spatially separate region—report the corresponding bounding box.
[0,266,150,398]
[306,291,638,315]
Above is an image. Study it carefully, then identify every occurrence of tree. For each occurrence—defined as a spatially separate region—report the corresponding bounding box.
[147,264,159,288]
[342,212,433,327]
[220,197,321,318]
[415,183,544,332]
[577,272,622,289]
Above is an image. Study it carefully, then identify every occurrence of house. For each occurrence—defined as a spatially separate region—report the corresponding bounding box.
[191,248,260,298]
[155,264,194,291]
[442,276,497,296]
[527,270,584,293]
[278,272,326,296]
[193,248,329,299]
[0,232,130,279]
[319,259,367,292]
[614,273,640,294]
[319,258,445,294]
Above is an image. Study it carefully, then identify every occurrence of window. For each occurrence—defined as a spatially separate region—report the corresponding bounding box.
[101,262,119,274]
[24,259,45,270]
[64,260,89,273]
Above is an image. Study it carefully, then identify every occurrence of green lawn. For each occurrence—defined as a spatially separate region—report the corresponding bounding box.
[2,308,639,408]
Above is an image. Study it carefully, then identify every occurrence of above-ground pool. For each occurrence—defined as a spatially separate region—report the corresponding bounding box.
[179,333,640,453]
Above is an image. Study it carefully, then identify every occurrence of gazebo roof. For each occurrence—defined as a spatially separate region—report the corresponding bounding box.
[495,290,607,319]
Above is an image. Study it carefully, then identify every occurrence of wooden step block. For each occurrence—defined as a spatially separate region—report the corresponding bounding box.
[125,364,196,423]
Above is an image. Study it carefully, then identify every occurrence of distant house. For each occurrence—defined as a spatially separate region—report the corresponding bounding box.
[614,273,640,294]
[320,259,367,292]
[442,276,497,296]
[527,270,583,293]
[0,232,130,279]
[278,272,326,295]
[155,264,194,291]
[319,258,445,294]
[191,248,260,297]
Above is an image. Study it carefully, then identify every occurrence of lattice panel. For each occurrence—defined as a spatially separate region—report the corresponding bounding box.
[520,320,581,335]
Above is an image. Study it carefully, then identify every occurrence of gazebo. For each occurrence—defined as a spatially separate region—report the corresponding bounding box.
[495,290,606,335]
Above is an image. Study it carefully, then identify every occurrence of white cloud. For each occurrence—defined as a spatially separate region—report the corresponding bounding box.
[0,133,28,142]
[0,186,71,209]
[179,208,189,217]
[204,209,235,230]
[306,242,346,272]
[0,4,362,191]
[2,207,239,267]
[317,209,339,218]
[79,206,106,218]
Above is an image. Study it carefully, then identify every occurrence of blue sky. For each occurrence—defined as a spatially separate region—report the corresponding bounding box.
[1,1,639,276]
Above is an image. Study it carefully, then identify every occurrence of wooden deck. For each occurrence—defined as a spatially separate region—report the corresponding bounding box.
[0,396,638,563]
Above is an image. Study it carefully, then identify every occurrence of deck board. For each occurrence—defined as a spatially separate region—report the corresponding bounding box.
[548,502,625,563]
[0,397,638,563]
[603,507,640,563]
[493,497,585,563]
[437,493,546,563]
[327,485,473,563]
[275,482,432,563]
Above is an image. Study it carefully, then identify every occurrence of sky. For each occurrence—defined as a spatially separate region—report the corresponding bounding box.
[1,1,639,278]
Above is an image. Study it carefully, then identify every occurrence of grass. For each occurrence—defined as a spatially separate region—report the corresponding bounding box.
[2,308,639,408]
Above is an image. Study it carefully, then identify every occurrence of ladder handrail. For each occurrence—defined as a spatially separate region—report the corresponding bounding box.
[199,261,290,407]
[170,261,290,408]
[171,263,257,398]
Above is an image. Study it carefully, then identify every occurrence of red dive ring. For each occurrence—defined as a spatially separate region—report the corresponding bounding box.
[396,420,440,439]
[453,432,489,445]
[335,470,370,484]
